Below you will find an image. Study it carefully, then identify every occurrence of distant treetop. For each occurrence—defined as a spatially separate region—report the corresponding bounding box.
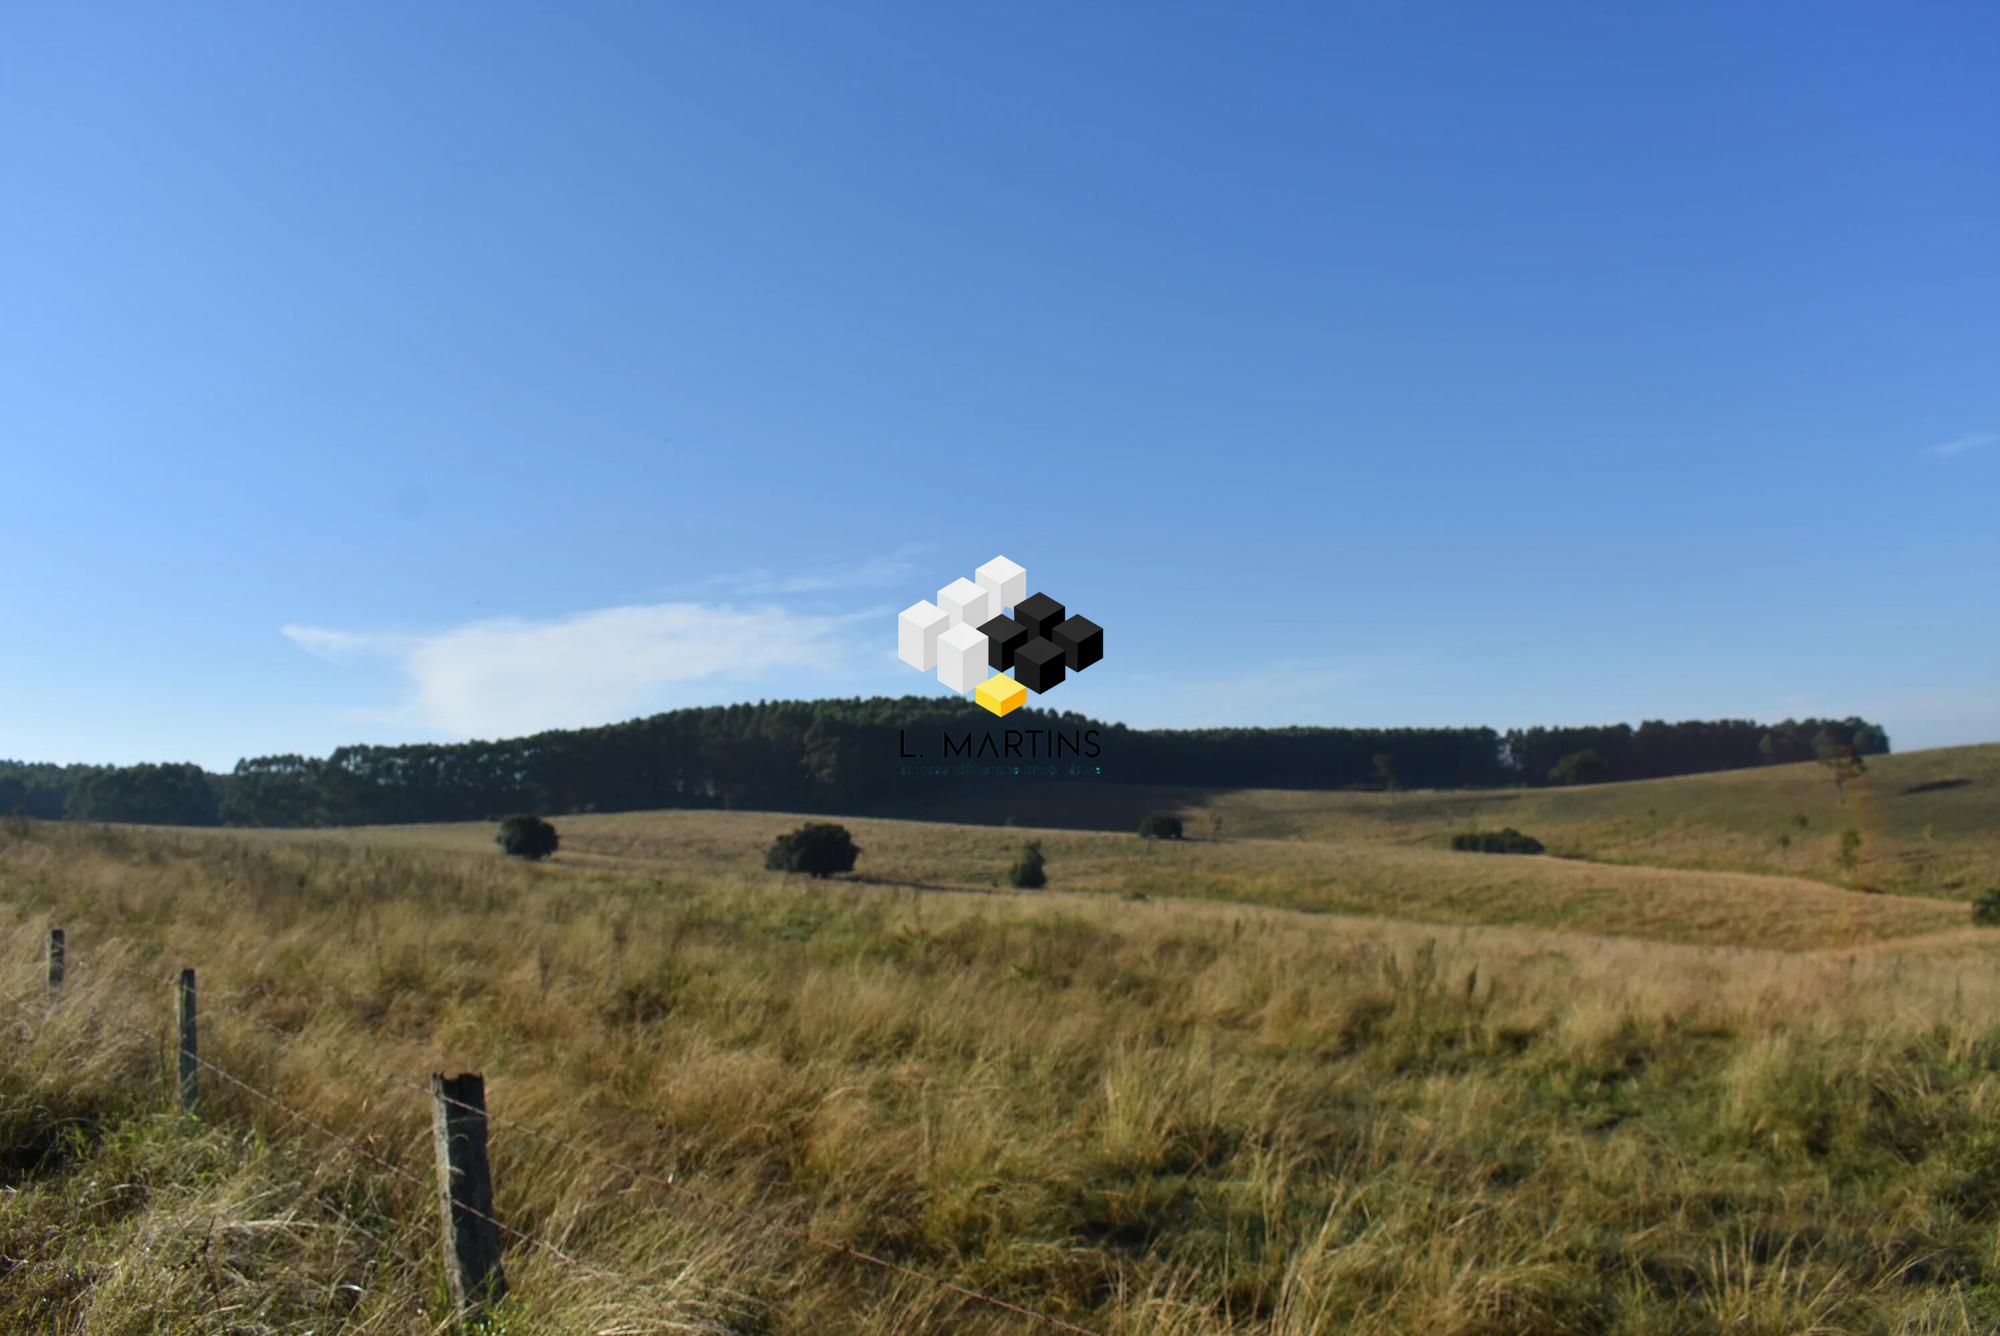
[3,703,1898,830]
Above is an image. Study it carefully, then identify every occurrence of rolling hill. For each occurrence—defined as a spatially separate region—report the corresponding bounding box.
[2,744,1998,1332]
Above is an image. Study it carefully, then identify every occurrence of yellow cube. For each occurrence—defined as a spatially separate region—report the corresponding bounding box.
[975,672,1025,717]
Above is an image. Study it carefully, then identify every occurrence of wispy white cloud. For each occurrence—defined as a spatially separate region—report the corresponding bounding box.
[281,625,404,660]
[1923,432,1997,459]
[284,601,868,739]
[670,543,932,598]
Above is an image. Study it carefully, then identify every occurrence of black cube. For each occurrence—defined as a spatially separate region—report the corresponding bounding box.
[978,614,1030,671]
[1014,592,1066,641]
[1013,636,1067,693]
[1051,615,1103,671]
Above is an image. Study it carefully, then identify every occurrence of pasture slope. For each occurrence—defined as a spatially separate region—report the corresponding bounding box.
[0,744,1996,1333]
[861,744,1998,899]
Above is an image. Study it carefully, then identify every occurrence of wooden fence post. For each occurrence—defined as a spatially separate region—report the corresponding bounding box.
[46,929,64,991]
[432,1072,508,1321]
[175,968,198,1112]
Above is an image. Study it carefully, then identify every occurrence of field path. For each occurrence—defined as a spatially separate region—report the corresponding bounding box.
[437,815,1973,953]
[213,803,1980,954]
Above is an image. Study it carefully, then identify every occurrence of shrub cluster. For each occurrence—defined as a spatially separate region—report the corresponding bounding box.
[1450,827,1545,855]
[1008,840,1047,889]
[765,822,860,879]
[496,814,559,860]
[1138,811,1184,840]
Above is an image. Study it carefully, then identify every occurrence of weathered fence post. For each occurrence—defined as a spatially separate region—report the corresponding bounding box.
[46,929,64,991]
[432,1072,508,1321]
[175,968,198,1112]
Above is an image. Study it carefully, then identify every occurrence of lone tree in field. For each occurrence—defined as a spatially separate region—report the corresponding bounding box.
[765,822,860,879]
[1816,733,1867,804]
[1549,748,1611,786]
[497,814,559,860]
[1138,811,1184,840]
[1008,840,1047,889]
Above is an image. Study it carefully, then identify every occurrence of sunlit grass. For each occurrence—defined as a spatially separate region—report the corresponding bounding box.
[3,772,2000,1331]
[1194,743,2000,897]
[243,802,1971,951]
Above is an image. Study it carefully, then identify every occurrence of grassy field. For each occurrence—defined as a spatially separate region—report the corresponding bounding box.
[291,807,1967,952]
[1190,744,2000,897]
[3,747,2000,1333]
[857,746,2000,902]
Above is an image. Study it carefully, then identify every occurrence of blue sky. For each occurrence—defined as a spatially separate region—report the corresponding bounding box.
[3,2,1995,771]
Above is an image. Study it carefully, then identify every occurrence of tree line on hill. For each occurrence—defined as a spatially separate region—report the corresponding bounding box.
[0,701,1890,828]
[1499,717,1888,788]
[0,761,226,826]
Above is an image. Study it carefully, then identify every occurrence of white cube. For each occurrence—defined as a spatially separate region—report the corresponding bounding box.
[898,600,950,671]
[937,576,993,629]
[935,621,988,694]
[976,555,1027,612]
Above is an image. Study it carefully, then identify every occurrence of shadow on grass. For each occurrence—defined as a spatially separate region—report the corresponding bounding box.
[845,873,1009,897]
[1899,777,1973,796]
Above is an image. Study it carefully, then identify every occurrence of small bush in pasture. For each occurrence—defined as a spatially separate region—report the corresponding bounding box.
[1450,827,1545,855]
[1837,828,1863,874]
[1137,811,1184,840]
[1008,840,1047,889]
[496,814,558,860]
[1972,888,2000,925]
[765,822,860,879]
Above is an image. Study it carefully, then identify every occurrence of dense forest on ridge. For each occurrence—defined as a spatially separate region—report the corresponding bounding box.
[1,699,1889,828]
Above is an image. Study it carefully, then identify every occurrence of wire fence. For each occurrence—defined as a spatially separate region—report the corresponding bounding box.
[5,937,1104,1335]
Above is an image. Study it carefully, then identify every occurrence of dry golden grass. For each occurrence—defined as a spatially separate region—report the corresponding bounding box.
[6,786,2000,1333]
[260,805,1969,952]
[1189,744,2000,899]
[866,744,2000,902]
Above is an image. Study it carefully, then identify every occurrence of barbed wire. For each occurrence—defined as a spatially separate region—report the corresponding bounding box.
[414,1074,1102,1334]
[9,965,1104,1334]
[3,987,621,1287]
[207,986,1103,1334]
[1,987,428,1281]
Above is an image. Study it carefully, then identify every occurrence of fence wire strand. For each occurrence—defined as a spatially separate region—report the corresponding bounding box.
[5,987,623,1286]
[2,989,434,1279]
[205,983,1102,1333]
[12,961,1104,1335]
